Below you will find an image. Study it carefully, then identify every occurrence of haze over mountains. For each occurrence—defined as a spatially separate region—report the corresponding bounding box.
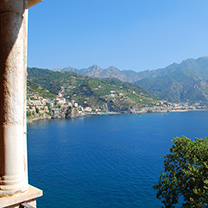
[135,57,208,103]
[53,57,208,103]
[53,65,141,83]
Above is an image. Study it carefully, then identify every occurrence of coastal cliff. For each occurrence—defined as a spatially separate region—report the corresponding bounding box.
[26,67,208,123]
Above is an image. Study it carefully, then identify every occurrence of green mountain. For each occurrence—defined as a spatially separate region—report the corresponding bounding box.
[53,57,208,104]
[135,57,208,103]
[55,57,208,83]
[28,67,158,112]
[27,80,56,98]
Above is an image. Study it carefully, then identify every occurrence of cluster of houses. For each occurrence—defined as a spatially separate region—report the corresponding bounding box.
[27,93,92,122]
[153,101,207,112]
[27,89,207,123]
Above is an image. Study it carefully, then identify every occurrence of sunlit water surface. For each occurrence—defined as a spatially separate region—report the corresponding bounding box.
[28,111,208,208]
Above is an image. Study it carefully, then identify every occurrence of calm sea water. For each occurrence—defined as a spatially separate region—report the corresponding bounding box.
[27,111,208,208]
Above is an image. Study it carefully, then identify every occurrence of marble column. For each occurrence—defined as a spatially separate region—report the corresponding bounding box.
[0,0,43,205]
[0,0,29,196]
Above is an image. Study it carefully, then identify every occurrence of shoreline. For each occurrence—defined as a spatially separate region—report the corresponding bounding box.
[27,108,208,124]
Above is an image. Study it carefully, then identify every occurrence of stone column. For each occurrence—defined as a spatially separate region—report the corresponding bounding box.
[0,0,43,205]
[0,0,29,196]
[0,0,29,197]
[0,0,43,206]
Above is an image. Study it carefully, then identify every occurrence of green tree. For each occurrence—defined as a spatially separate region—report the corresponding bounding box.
[153,136,208,208]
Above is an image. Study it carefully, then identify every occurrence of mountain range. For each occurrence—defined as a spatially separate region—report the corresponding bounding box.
[53,57,208,103]
[135,57,208,103]
[28,68,158,113]
[53,65,141,83]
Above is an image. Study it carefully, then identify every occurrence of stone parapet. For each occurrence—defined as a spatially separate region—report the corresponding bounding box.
[0,185,43,208]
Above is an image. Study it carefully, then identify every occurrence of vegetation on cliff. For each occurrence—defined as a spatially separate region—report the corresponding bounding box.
[54,57,208,104]
[27,67,158,112]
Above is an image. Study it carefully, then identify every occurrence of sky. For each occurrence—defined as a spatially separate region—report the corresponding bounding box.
[28,0,208,72]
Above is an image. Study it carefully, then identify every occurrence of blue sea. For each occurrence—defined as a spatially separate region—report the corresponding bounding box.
[27,111,208,208]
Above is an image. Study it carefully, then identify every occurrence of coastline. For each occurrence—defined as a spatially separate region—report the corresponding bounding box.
[27,107,208,124]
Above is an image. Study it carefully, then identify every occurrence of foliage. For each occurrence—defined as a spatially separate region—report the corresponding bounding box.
[53,57,208,104]
[136,70,207,104]
[27,67,158,110]
[27,80,56,98]
[153,136,208,207]
[135,57,208,104]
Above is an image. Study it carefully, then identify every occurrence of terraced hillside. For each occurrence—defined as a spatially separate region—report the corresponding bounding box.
[28,67,158,112]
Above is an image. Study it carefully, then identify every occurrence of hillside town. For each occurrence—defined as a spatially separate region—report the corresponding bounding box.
[27,89,207,123]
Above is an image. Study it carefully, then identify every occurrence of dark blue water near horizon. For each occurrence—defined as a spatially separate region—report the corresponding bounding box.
[27,111,208,208]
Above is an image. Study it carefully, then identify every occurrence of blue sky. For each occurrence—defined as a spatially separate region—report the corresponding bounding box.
[28,0,208,72]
